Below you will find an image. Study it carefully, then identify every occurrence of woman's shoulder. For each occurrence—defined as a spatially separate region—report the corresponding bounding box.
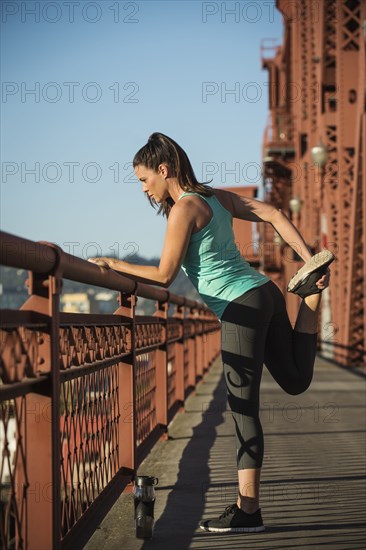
[212,188,234,215]
[177,188,234,215]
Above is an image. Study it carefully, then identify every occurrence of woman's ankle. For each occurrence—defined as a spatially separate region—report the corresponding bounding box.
[236,496,259,514]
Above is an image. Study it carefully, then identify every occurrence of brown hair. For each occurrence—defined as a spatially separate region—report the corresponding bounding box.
[133,132,214,218]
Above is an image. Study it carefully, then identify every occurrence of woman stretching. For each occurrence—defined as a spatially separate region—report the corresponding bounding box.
[89,132,334,533]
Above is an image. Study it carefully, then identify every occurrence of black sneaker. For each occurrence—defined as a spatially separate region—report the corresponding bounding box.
[199,503,265,533]
[287,250,335,299]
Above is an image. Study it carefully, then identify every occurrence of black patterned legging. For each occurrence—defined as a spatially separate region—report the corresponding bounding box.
[220,279,318,470]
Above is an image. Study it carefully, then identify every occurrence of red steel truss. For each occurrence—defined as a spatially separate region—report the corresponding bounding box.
[261,0,365,367]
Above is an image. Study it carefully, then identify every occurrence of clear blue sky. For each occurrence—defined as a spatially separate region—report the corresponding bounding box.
[1,0,283,260]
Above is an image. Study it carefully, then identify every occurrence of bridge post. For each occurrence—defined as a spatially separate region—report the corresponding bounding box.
[154,300,169,430]
[18,264,62,549]
[195,308,204,379]
[114,291,137,475]
[173,302,185,405]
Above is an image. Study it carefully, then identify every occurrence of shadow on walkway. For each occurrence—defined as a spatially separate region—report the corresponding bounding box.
[140,368,227,549]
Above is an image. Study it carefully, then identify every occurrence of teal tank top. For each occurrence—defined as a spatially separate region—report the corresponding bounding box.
[178,191,270,321]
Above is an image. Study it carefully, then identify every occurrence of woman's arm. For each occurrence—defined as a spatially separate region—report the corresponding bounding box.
[269,210,313,262]
[224,190,313,262]
[88,202,195,287]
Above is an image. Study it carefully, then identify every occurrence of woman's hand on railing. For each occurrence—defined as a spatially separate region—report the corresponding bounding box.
[87,257,111,269]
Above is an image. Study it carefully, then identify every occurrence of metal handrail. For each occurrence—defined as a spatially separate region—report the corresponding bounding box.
[0,230,200,308]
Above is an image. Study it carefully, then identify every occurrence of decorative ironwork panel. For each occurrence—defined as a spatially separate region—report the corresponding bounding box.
[135,352,157,446]
[60,364,119,539]
[59,325,130,369]
[135,322,163,351]
[0,397,26,550]
[0,327,46,382]
[167,319,182,342]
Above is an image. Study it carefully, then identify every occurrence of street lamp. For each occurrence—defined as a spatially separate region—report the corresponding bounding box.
[289,197,302,215]
[273,232,284,246]
[311,141,328,168]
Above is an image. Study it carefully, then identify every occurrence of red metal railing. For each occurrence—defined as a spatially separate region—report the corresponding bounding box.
[0,230,221,549]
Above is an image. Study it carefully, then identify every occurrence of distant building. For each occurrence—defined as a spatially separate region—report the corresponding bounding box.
[61,292,90,313]
[61,291,117,314]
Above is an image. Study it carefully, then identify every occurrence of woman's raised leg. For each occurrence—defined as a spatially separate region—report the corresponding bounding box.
[294,292,322,333]
[264,269,330,395]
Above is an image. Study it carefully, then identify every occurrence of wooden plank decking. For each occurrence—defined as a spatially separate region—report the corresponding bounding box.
[85,355,366,550]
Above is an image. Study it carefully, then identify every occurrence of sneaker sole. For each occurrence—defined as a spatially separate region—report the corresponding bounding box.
[199,525,265,533]
[287,250,335,293]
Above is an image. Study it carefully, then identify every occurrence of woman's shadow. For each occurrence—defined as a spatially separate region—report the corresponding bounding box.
[141,366,228,549]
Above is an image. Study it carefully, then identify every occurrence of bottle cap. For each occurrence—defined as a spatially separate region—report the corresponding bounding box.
[135,475,159,487]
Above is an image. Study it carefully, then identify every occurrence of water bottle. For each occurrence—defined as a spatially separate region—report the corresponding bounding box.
[133,475,159,539]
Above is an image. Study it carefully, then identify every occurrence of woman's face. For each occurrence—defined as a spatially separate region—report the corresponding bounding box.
[134,164,168,203]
